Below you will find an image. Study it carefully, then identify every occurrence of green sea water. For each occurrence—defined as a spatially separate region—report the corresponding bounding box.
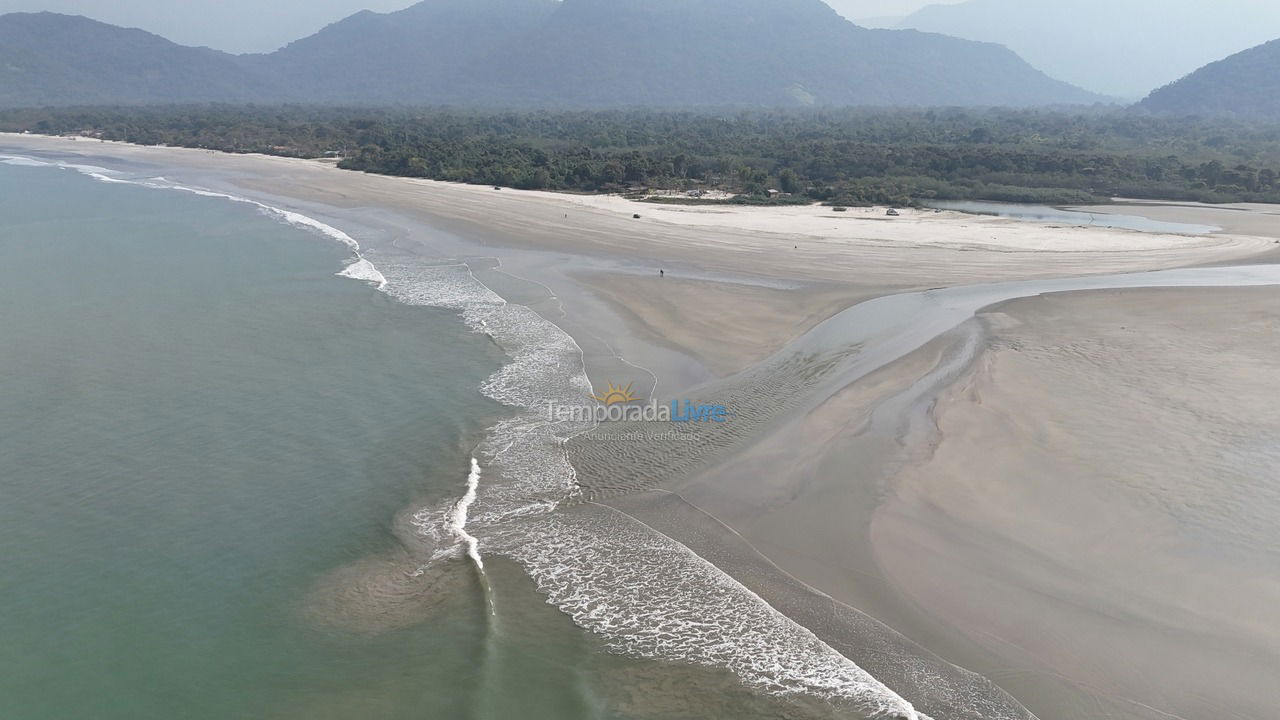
[0,159,899,720]
[0,162,622,720]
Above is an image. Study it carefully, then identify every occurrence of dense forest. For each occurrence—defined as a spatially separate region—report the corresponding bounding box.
[6,106,1280,206]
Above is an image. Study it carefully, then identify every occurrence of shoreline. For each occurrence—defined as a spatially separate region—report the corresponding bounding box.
[0,139,943,718]
[6,133,1279,720]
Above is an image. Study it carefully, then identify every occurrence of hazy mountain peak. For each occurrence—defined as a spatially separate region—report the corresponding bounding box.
[0,0,1103,109]
[895,0,1280,98]
[1141,38,1280,117]
[0,11,277,107]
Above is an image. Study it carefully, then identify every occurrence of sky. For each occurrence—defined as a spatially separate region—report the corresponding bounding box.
[824,0,964,23]
[0,0,961,53]
[0,0,420,53]
[894,0,1280,98]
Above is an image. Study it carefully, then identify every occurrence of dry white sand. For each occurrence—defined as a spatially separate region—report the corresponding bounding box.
[4,133,1275,292]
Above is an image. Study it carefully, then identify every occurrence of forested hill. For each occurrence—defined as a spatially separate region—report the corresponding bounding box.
[0,0,1104,108]
[269,0,1102,107]
[254,0,561,104]
[0,13,278,107]
[1141,39,1280,117]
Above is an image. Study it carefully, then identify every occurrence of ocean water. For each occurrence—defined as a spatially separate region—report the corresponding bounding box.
[0,159,919,720]
[0,161,610,720]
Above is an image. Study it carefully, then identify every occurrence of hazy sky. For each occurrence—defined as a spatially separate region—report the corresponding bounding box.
[825,0,964,22]
[0,0,960,53]
[0,0,419,53]
[896,0,1280,97]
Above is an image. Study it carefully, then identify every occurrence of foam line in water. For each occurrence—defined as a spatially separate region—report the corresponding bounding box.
[449,458,486,571]
[0,154,48,167]
[450,457,496,616]
[0,153,387,290]
[0,154,115,176]
[132,178,390,288]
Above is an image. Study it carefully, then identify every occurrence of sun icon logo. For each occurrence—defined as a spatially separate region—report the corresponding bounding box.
[592,381,641,406]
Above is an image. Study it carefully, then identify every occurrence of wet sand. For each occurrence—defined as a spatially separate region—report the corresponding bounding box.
[872,288,1280,720]
[6,133,1280,719]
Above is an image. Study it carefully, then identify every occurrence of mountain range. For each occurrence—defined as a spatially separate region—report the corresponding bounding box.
[889,0,1280,99]
[0,11,276,106]
[0,0,1105,109]
[0,0,417,55]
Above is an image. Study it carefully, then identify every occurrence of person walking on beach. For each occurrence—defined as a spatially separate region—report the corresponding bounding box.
[659,269,664,278]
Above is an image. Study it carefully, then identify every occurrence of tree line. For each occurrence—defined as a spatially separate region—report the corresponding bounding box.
[6,105,1280,206]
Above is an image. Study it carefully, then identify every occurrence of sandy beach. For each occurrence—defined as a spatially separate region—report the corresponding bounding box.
[6,132,1280,720]
[872,288,1280,720]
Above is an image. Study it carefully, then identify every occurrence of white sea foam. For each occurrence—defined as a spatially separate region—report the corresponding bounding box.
[338,258,389,289]
[0,154,123,179]
[449,458,486,572]
[0,155,53,167]
[507,510,920,719]
[376,255,923,718]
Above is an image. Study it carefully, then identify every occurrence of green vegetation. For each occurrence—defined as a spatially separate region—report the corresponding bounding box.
[7,105,1280,206]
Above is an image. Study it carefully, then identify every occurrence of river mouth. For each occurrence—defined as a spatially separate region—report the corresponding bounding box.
[927,199,1221,235]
